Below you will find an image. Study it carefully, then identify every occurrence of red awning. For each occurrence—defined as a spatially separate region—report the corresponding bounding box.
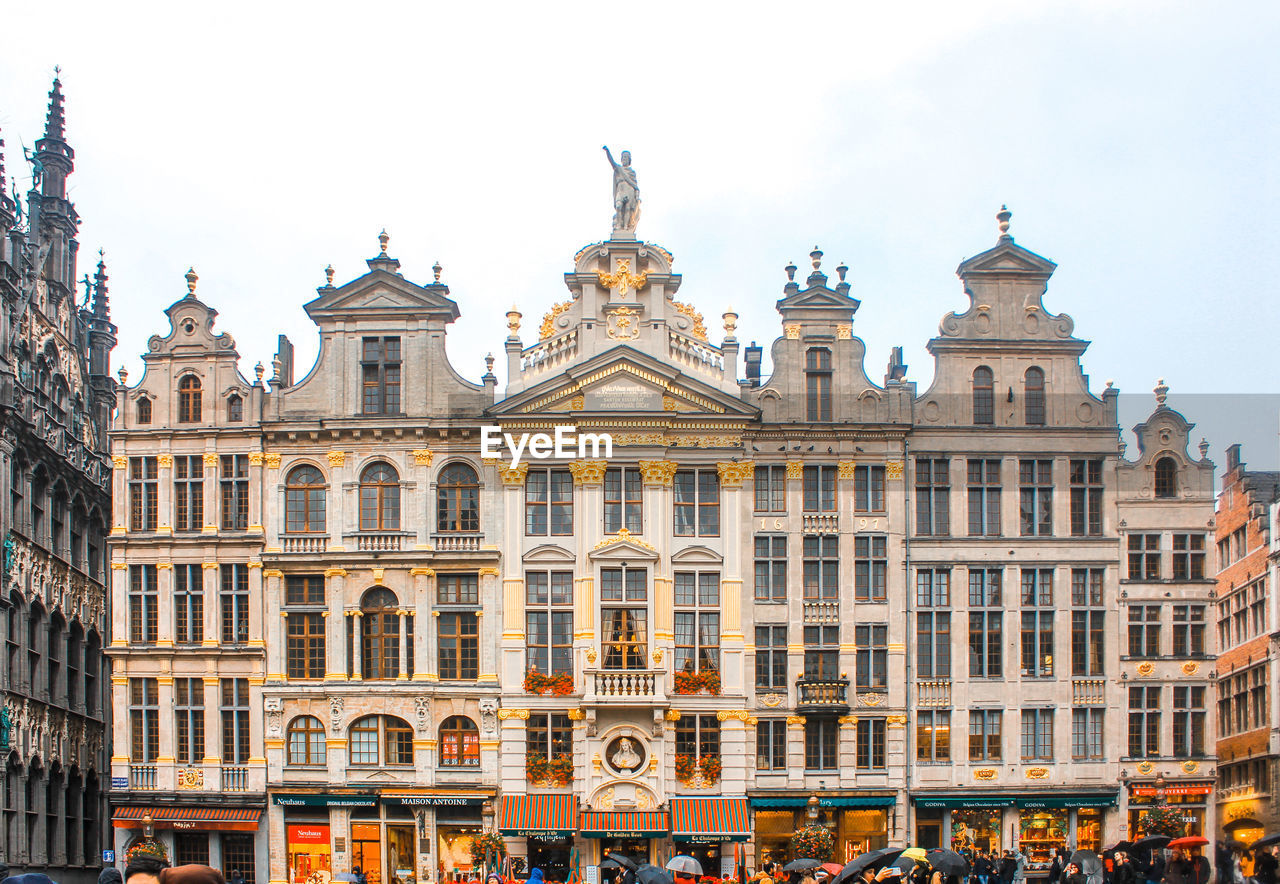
[113,806,262,832]
[671,797,750,842]
[498,795,580,836]
[580,810,668,838]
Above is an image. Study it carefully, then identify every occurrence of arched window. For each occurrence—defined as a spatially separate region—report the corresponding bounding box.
[285,465,326,534]
[227,394,243,422]
[1024,367,1046,426]
[178,375,202,423]
[286,715,326,766]
[360,588,400,680]
[805,348,833,422]
[84,630,100,715]
[28,602,44,698]
[47,613,63,706]
[1155,457,1178,498]
[136,398,152,425]
[31,467,48,545]
[66,622,82,710]
[6,593,22,688]
[973,366,994,425]
[51,379,68,425]
[436,463,479,534]
[359,463,400,531]
[349,715,413,766]
[439,716,480,767]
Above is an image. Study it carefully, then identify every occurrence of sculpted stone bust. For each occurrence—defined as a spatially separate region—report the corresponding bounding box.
[610,736,642,771]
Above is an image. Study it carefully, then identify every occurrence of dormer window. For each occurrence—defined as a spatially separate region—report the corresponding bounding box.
[361,336,401,415]
[136,398,152,425]
[178,375,202,423]
[973,367,994,425]
[1155,457,1177,499]
[227,394,243,422]
[805,348,832,422]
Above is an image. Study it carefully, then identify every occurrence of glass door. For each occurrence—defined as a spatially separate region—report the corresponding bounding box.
[352,823,383,884]
[387,824,417,884]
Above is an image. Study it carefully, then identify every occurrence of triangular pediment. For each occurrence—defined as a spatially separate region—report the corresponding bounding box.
[489,346,758,419]
[957,238,1057,278]
[304,268,460,322]
[777,288,861,311]
[588,531,660,562]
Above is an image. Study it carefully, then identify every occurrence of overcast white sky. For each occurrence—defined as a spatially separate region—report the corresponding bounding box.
[2,1,1277,466]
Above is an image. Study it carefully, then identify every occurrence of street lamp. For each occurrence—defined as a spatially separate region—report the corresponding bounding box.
[142,813,155,840]
[806,795,819,825]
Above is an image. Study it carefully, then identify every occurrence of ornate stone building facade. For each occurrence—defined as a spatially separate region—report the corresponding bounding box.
[110,157,1219,884]
[0,78,116,884]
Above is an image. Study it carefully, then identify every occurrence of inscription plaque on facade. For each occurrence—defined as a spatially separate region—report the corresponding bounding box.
[584,379,662,411]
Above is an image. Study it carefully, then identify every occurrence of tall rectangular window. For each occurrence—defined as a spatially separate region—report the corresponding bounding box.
[1070,459,1104,536]
[129,565,158,645]
[916,569,951,679]
[129,677,159,761]
[754,465,786,514]
[854,535,887,601]
[1071,568,1105,676]
[1128,686,1161,758]
[754,535,787,602]
[1127,534,1161,580]
[1019,459,1053,536]
[1021,709,1054,760]
[219,455,249,531]
[174,677,205,764]
[601,567,647,669]
[1173,605,1206,657]
[674,469,720,536]
[221,678,250,763]
[1128,605,1161,657]
[129,457,158,532]
[220,564,249,645]
[525,468,573,536]
[675,714,721,762]
[755,625,788,691]
[854,465,886,512]
[674,571,720,674]
[856,718,886,770]
[969,710,1002,761]
[1173,686,1206,757]
[526,571,573,676]
[1020,569,1054,677]
[968,569,1002,678]
[803,466,836,513]
[438,613,479,680]
[361,336,402,415]
[803,625,839,680]
[805,348,832,422]
[803,535,838,601]
[915,458,950,536]
[916,710,951,762]
[173,455,204,533]
[855,624,887,691]
[967,459,1001,536]
[804,718,838,770]
[1172,534,1206,580]
[1071,708,1104,760]
[526,713,573,767]
[285,575,326,680]
[604,468,642,534]
[174,564,204,645]
[756,720,787,771]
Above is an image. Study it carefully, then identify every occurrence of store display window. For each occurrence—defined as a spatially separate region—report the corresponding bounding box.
[952,809,1001,854]
[1018,809,1067,870]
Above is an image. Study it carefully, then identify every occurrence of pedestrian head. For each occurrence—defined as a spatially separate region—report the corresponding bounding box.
[101,869,125,884]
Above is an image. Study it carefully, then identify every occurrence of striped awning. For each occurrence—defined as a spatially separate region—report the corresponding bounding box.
[498,795,580,837]
[671,798,750,842]
[580,809,669,838]
[113,806,262,832]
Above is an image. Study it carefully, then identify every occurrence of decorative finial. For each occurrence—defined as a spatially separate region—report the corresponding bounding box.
[184,267,198,297]
[1199,438,1210,459]
[378,229,389,255]
[784,261,797,283]
[1154,378,1169,407]
[117,365,128,386]
[836,262,848,283]
[723,307,738,337]
[484,353,495,374]
[810,248,823,270]
[433,260,443,283]
[254,362,265,383]
[1105,379,1114,389]
[324,265,334,286]
[506,305,522,335]
[997,205,1012,239]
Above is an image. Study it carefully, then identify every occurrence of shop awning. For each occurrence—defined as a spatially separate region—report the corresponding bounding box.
[671,798,750,842]
[581,810,669,838]
[499,795,580,837]
[273,794,377,808]
[113,806,262,832]
[750,797,897,809]
[914,795,1116,810]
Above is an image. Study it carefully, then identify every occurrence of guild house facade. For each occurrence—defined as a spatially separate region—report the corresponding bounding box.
[109,152,1217,884]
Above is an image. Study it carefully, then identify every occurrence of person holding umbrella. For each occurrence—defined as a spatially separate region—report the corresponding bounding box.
[1256,847,1278,884]
[1113,854,1137,884]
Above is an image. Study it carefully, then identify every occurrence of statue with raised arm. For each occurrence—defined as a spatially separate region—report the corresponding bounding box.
[603,145,641,233]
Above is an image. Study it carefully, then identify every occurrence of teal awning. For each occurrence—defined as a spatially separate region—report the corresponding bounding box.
[750,797,897,809]
[273,794,377,808]
[914,794,1116,810]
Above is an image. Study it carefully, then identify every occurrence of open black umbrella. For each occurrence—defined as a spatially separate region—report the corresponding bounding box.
[785,860,824,873]
[926,850,970,877]
[636,865,675,884]
[1134,836,1172,853]
[892,857,925,875]
[1106,842,1133,855]
[1226,840,1250,853]
[1251,835,1280,851]
[833,849,906,884]
[1070,851,1103,877]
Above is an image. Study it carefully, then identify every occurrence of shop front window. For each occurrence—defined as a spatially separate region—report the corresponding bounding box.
[1076,809,1102,853]
[1018,810,1067,870]
[951,809,1001,854]
[287,824,331,884]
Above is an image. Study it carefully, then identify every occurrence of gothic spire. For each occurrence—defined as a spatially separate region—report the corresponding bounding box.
[92,251,110,319]
[44,70,67,143]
